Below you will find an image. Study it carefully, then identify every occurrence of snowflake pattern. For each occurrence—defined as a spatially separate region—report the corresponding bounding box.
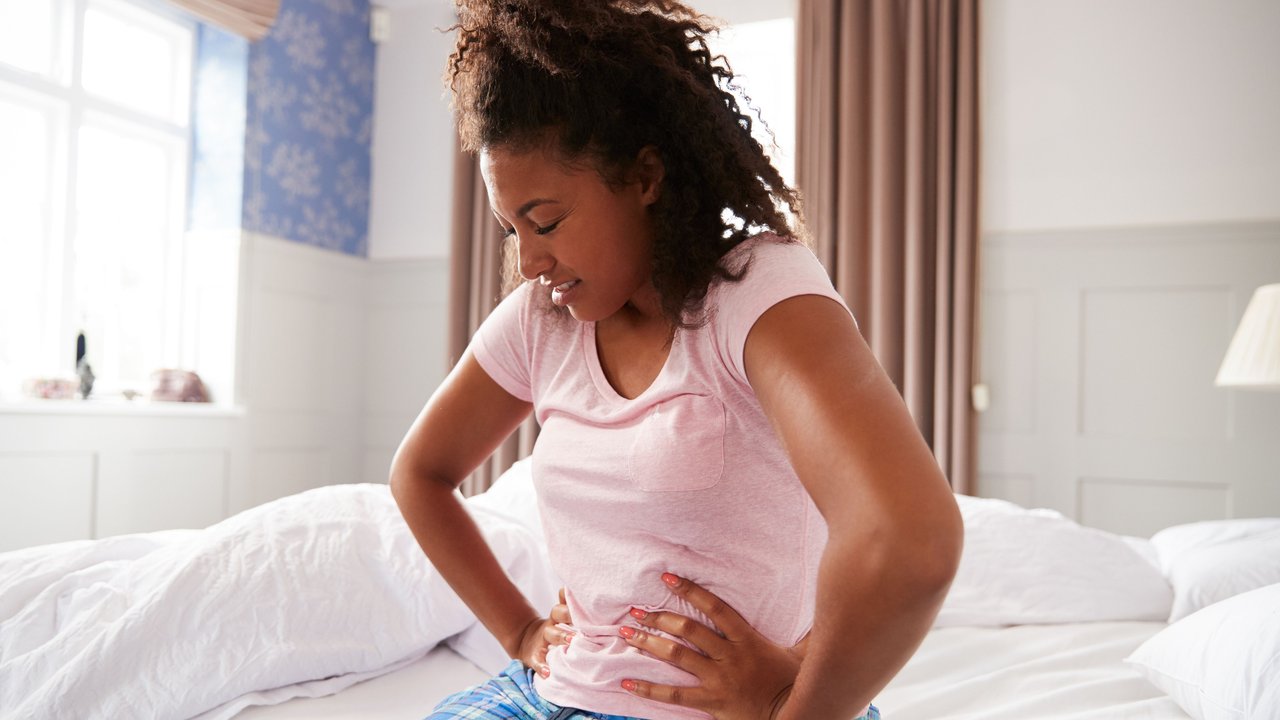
[298,201,357,252]
[250,54,298,122]
[242,0,374,257]
[273,9,327,71]
[341,36,375,97]
[336,158,368,211]
[300,74,359,142]
[266,143,322,201]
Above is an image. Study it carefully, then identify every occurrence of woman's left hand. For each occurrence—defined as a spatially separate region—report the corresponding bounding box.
[618,573,805,720]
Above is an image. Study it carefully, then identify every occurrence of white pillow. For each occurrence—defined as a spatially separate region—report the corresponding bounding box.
[1126,582,1280,720]
[1150,519,1280,621]
[935,495,1173,627]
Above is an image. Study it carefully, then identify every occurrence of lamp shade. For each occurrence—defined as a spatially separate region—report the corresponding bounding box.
[1216,283,1280,389]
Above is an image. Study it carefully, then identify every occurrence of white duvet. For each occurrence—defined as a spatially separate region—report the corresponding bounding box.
[0,468,559,720]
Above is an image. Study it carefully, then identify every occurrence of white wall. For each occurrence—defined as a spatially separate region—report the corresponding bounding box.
[982,0,1280,232]
[978,1,1280,533]
[367,1,459,260]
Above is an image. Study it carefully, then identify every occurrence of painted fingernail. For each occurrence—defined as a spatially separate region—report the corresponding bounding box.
[565,632,576,642]
[661,573,681,588]
[539,666,550,677]
[629,607,648,620]
[619,626,636,639]
[621,679,637,692]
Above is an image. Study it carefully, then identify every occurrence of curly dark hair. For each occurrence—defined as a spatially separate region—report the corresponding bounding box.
[446,0,805,327]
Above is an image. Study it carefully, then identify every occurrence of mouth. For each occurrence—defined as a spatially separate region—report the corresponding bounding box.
[550,279,581,306]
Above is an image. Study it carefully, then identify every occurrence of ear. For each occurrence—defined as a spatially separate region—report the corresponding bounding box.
[634,146,665,206]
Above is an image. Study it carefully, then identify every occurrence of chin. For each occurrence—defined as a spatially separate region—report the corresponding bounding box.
[565,306,597,323]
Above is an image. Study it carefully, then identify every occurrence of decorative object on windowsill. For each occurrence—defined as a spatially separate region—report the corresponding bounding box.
[22,377,79,399]
[150,369,211,403]
[75,331,95,399]
[1216,283,1280,390]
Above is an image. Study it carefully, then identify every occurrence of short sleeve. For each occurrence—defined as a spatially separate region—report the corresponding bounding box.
[470,282,534,403]
[710,236,852,385]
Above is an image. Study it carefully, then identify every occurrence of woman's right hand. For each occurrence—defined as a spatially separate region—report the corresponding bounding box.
[514,588,575,677]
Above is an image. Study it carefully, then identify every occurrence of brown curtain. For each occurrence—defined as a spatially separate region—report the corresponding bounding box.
[796,0,979,493]
[164,0,280,40]
[448,134,539,497]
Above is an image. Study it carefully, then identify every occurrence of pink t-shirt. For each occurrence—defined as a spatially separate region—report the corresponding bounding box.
[472,235,849,719]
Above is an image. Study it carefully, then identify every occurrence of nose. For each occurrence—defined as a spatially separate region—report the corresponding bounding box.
[516,232,554,282]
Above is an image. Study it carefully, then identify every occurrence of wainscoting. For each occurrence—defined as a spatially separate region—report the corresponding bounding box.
[977,221,1280,536]
[0,233,449,552]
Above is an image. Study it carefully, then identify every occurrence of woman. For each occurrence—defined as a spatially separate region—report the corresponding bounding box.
[390,1,963,718]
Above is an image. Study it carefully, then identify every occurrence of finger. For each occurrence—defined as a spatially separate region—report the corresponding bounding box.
[619,678,708,711]
[551,587,573,626]
[661,573,751,641]
[550,602,573,625]
[618,625,713,676]
[532,645,551,678]
[628,607,726,657]
[542,623,574,647]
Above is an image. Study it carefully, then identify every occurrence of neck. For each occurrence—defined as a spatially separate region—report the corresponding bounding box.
[610,284,668,331]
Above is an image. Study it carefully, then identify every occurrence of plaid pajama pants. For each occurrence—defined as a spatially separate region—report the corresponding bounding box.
[425,659,882,720]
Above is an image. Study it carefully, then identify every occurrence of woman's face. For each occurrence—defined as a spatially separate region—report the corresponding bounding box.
[480,144,663,324]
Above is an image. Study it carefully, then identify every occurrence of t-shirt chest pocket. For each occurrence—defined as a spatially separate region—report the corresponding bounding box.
[627,393,726,492]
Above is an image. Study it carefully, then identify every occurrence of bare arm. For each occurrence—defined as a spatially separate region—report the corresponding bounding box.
[743,295,963,719]
[388,349,541,660]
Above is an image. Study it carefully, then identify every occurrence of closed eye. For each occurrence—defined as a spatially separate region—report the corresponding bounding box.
[534,220,562,236]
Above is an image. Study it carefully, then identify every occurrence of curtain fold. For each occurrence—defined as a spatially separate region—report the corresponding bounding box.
[448,133,539,497]
[164,0,280,41]
[797,0,978,493]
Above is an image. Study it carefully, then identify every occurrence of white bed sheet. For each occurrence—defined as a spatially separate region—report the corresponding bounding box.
[232,645,490,720]
[234,621,1189,719]
[875,621,1190,720]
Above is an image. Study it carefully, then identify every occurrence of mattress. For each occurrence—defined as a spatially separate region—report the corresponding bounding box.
[233,621,1190,719]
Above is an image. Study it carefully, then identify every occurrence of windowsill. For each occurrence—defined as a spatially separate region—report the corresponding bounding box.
[0,397,246,418]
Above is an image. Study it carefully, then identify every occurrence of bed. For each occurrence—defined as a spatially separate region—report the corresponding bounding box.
[2,461,1276,720]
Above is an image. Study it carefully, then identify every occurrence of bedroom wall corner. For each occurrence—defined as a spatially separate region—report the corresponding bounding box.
[230,231,450,514]
[362,257,451,484]
[231,231,370,513]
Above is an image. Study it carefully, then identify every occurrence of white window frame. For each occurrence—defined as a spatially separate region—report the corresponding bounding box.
[0,0,195,398]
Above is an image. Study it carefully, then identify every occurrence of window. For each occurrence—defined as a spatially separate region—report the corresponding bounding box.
[709,15,797,231]
[711,16,797,189]
[0,0,194,399]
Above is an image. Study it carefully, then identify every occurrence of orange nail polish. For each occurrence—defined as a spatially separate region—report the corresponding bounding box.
[619,626,636,639]
[621,679,637,692]
[629,607,648,620]
[661,573,680,587]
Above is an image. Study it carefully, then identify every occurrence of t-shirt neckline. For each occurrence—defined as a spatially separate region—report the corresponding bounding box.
[581,321,678,403]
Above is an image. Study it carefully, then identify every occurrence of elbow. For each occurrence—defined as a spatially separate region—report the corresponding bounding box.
[387,451,423,505]
[924,512,964,593]
[839,490,963,598]
[387,454,458,506]
[908,493,964,596]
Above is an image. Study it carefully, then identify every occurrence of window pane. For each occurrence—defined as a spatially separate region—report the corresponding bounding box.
[712,18,796,187]
[0,92,59,394]
[82,0,192,123]
[0,0,61,78]
[74,121,178,387]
